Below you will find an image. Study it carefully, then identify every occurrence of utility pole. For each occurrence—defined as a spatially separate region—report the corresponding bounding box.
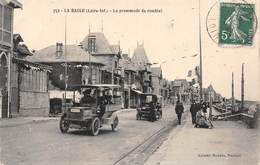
[64,15,68,113]
[231,72,235,113]
[88,51,92,84]
[198,0,203,101]
[241,63,244,112]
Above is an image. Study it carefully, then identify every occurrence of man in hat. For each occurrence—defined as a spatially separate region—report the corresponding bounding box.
[175,100,184,125]
[190,100,197,124]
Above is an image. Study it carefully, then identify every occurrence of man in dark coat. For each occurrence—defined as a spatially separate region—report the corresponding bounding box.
[190,101,197,124]
[175,100,184,125]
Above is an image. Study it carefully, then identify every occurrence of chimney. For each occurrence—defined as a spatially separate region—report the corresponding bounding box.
[56,42,63,58]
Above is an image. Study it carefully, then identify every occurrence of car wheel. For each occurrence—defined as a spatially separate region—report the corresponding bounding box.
[59,114,70,133]
[155,111,160,120]
[111,116,119,131]
[90,117,100,136]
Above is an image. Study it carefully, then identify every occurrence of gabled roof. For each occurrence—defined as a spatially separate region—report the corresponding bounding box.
[119,54,137,72]
[27,44,103,65]
[132,43,151,71]
[81,32,117,55]
[132,44,151,64]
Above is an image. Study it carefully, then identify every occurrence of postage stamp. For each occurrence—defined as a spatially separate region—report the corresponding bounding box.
[219,3,255,45]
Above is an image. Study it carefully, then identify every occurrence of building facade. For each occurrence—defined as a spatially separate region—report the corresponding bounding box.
[131,43,153,94]
[119,54,140,108]
[28,43,104,115]
[81,32,122,85]
[0,0,22,118]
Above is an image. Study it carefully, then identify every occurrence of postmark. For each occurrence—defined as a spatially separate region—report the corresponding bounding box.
[206,0,258,47]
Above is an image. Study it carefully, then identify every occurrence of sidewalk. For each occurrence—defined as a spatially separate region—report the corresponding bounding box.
[145,111,259,165]
[0,108,135,128]
[0,116,59,128]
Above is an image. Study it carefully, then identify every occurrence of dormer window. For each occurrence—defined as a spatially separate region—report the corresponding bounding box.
[88,36,96,53]
[56,42,63,58]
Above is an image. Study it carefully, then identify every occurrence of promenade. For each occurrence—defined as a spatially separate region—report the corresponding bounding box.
[145,110,259,165]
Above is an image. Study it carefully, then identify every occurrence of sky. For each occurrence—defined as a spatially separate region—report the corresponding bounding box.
[13,0,259,101]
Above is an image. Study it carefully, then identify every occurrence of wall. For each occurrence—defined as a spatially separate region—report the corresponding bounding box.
[19,91,49,116]
[152,76,160,95]
[19,67,50,116]
[11,63,19,117]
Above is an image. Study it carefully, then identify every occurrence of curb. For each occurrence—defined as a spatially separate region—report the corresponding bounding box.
[0,117,59,128]
[0,109,136,128]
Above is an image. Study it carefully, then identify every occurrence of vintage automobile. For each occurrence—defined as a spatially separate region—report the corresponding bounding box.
[136,93,162,122]
[59,84,122,136]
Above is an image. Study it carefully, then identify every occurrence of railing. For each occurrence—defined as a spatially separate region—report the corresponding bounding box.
[213,105,257,128]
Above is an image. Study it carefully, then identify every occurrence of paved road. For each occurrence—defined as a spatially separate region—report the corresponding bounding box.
[0,105,187,165]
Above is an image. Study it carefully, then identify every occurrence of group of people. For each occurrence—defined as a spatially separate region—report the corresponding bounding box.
[174,100,213,128]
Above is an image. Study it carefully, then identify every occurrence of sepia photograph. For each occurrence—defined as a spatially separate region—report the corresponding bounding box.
[0,0,259,164]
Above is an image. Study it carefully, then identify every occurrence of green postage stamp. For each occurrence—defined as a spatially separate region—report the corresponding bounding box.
[219,3,255,45]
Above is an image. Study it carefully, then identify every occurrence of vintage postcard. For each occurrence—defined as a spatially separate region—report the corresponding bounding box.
[0,0,259,165]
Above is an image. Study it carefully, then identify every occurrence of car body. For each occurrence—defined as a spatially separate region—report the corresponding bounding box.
[59,84,121,136]
[136,93,162,122]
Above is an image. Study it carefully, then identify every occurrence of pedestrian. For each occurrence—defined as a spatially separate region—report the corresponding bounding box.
[190,101,197,124]
[202,101,208,113]
[175,100,184,125]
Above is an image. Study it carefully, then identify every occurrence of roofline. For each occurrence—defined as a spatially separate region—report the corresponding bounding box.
[12,57,52,71]
[69,84,121,89]
[28,61,105,66]
[8,0,22,8]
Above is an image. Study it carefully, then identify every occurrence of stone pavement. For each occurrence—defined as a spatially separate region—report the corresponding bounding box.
[145,111,259,165]
[0,108,135,128]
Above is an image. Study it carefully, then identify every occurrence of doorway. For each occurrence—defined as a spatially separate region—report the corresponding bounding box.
[0,53,8,118]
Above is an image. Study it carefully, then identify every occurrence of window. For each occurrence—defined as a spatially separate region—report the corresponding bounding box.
[0,5,12,44]
[3,6,11,31]
[88,36,96,53]
[56,43,63,58]
[92,68,96,84]
[0,4,2,28]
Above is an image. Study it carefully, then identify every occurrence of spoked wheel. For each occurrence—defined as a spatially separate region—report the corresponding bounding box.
[111,116,119,131]
[60,114,70,133]
[90,117,100,136]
